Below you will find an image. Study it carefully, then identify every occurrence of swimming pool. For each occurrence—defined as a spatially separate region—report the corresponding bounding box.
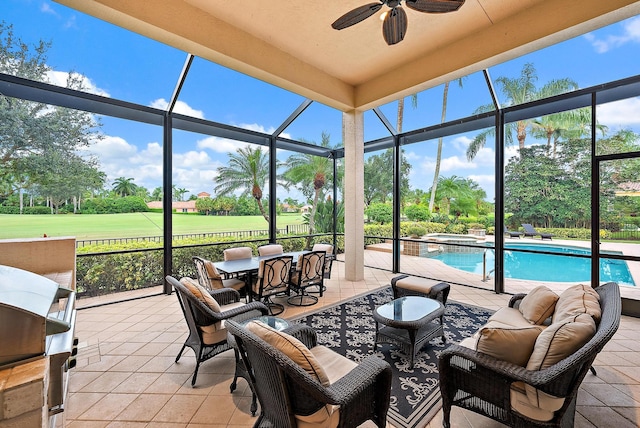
[430,243,636,286]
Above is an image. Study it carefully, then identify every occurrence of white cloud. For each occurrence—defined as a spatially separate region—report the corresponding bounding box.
[597,97,640,126]
[197,136,251,154]
[46,70,110,97]
[40,3,58,16]
[468,174,495,194]
[84,135,224,196]
[583,16,640,53]
[150,98,205,119]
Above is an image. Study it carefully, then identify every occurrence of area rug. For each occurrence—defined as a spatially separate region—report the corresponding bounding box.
[293,287,493,428]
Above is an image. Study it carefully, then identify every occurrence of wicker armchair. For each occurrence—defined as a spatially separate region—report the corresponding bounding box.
[226,319,392,428]
[168,275,268,386]
[439,281,621,428]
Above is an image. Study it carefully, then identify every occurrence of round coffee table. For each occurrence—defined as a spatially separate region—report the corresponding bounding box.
[373,296,445,368]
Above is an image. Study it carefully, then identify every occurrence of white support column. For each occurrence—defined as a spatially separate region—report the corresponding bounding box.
[342,110,364,281]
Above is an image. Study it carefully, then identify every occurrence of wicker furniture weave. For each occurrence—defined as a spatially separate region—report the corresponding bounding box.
[226,319,392,428]
[167,275,268,386]
[373,296,445,368]
[439,281,621,428]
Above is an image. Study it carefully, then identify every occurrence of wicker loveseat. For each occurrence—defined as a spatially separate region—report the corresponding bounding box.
[227,319,392,428]
[439,281,621,428]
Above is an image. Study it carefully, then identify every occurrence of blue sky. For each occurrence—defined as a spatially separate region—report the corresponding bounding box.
[4,1,640,203]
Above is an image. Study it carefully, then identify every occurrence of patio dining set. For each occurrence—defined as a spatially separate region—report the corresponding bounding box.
[193,243,335,314]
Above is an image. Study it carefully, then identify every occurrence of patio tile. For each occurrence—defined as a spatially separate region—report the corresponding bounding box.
[67,260,639,428]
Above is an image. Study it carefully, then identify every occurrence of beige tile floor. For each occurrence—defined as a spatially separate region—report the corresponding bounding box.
[63,260,640,428]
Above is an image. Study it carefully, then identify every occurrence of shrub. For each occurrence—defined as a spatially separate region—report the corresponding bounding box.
[365,203,393,224]
[406,223,427,238]
[405,204,431,222]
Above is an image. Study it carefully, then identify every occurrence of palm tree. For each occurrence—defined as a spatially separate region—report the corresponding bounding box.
[466,63,578,161]
[433,175,469,215]
[429,78,464,213]
[214,146,270,223]
[112,177,138,197]
[283,132,333,239]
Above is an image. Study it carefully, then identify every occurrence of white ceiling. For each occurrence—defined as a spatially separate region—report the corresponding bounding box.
[57,0,640,111]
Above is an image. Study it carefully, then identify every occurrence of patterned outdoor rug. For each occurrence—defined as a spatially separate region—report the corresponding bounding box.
[293,287,493,428]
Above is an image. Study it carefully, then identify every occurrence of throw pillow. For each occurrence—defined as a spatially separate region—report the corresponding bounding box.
[519,286,559,325]
[180,277,221,312]
[475,320,545,367]
[552,284,601,323]
[246,320,330,386]
[525,313,596,408]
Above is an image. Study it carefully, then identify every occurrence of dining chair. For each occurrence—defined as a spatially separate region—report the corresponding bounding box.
[222,246,253,284]
[192,256,245,293]
[252,255,293,315]
[312,243,334,279]
[257,244,284,257]
[223,246,253,261]
[287,250,326,306]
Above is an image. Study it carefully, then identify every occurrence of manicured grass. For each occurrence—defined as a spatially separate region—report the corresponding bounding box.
[0,213,305,240]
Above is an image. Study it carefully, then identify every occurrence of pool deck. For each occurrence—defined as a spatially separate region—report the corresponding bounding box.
[363,235,640,300]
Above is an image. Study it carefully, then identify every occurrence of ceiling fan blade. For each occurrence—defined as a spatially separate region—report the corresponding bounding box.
[382,6,407,45]
[332,3,384,30]
[405,0,465,13]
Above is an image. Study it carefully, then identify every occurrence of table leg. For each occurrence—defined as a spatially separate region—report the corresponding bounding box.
[408,329,417,369]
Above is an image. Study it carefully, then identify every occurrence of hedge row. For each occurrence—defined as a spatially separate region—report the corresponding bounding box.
[76,234,338,298]
[0,206,51,214]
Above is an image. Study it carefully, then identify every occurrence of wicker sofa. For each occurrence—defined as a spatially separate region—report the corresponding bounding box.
[439,281,621,428]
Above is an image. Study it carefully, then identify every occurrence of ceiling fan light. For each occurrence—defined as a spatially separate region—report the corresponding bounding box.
[380,10,388,21]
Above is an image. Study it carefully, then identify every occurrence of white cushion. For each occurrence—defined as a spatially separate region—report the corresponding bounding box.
[394,276,444,294]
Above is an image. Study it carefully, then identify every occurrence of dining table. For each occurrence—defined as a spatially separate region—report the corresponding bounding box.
[212,250,309,282]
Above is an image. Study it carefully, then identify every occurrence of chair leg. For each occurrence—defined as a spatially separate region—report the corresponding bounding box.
[287,288,318,306]
[175,344,187,363]
[191,361,200,386]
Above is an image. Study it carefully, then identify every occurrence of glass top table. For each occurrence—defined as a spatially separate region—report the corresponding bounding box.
[373,296,445,368]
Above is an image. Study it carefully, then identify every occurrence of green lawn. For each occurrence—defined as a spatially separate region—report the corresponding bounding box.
[0,213,305,240]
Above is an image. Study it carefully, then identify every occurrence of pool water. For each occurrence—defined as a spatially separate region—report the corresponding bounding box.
[431,244,635,286]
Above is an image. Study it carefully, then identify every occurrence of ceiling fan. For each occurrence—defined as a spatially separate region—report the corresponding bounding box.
[331,0,465,46]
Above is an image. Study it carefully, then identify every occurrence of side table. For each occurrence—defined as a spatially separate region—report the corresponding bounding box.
[373,296,445,368]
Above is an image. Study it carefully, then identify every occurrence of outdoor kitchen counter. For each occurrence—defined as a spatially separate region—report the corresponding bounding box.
[0,356,49,428]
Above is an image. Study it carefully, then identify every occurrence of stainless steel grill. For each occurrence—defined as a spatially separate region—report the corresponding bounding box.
[0,264,77,424]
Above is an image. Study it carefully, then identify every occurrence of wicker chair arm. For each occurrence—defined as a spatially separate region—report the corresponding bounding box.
[325,355,392,405]
[439,344,571,395]
[283,324,318,349]
[209,288,241,305]
[219,301,269,320]
[508,293,527,308]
